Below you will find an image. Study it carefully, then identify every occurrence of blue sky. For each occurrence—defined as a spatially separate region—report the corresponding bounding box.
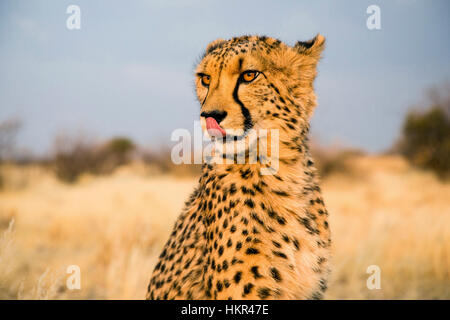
[0,0,449,154]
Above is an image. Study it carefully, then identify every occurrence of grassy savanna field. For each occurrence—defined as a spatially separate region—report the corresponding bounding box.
[0,155,449,299]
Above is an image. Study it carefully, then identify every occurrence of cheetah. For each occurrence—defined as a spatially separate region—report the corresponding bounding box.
[146,35,331,300]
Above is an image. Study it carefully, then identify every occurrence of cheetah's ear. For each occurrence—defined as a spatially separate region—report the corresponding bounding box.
[294,34,325,60]
[205,38,227,55]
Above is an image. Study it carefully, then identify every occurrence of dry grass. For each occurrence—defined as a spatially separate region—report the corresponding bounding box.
[0,156,449,299]
[324,156,450,299]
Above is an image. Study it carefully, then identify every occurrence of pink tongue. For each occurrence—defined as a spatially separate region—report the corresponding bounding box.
[206,117,226,137]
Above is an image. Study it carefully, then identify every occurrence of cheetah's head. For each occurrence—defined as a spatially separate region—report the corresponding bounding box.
[195,35,325,144]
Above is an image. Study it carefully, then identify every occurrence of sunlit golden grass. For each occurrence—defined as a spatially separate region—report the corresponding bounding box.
[0,156,449,299]
[324,156,450,299]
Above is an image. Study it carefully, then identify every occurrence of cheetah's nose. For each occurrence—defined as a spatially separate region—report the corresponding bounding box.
[201,110,227,137]
[200,110,227,124]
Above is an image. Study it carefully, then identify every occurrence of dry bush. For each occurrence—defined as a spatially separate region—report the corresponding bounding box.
[141,146,201,177]
[52,134,136,183]
[0,118,22,189]
[395,83,450,179]
[52,132,200,183]
[103,137,136,166]
[0,118,22,162]
[311,144,365,178]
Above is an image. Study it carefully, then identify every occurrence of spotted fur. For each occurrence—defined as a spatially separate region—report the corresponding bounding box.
[146,35,331,300]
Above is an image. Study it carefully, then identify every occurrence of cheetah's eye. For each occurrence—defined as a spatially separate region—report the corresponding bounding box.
[200,74,211,87]
[241,71,259,83]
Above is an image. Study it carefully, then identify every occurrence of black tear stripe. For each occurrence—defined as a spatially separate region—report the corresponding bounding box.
[201,88,209,106]
[232,79,253,132]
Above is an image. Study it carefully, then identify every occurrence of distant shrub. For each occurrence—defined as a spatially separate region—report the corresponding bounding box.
[311,146,364,178]
[104,137,135,162]
[0,118,22,189]
[0,118,21,162]
[141,147,201,177]
[396,84,450,179]
[52,134,136,183]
